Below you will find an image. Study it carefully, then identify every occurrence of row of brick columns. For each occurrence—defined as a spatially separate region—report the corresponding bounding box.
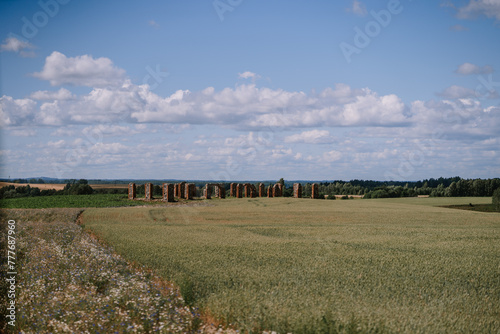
[128,182,196,202]
[203,184,226,199]
[129,182,321,201]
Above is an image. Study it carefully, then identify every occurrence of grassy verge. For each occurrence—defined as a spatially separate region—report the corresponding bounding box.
[82,197,500,333]
[0,208,215,333]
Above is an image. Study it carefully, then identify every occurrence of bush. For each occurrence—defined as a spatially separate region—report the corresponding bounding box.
[493,189,500,212]
[326,195,336,200]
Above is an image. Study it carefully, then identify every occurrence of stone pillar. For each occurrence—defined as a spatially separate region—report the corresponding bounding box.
[204,184,211,199]
[185,183,195,200]
[163,183,174,202]
[311,183,319,199]
[230,183,237,197]
[174,183,179,197]
[273,184,281,197]
[128,183,136,200]
[258,183,265,197]
[267,185,273,197]
[179,182,186,199]
[250,184,257,198]
[244,183,251,198]
[278,183,284,197]
[236,184,243,198]
[145,183,153,201]
[218,185,226,199]
[293,183,302,198]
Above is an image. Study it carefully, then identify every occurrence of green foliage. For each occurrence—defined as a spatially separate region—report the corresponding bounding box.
[84,198,500,333]
[493,188,500,211]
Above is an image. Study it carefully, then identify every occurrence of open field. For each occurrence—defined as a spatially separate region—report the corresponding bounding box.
[81,197,500,333]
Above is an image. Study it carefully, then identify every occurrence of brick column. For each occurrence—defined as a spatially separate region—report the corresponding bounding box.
[163,183,174,202]
[293,183,302,198]
[128,183,136,200]
[145,183,153,200]
[311,183,319,199]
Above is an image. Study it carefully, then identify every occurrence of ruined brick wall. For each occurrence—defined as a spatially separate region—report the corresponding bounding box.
[218,185,226,199]
[145,183,154,201]
[250,184,257,198]
[244,183,252,198]
[267,185,273,197]
[179,182,186,199]
[230,183,237,197]
[128,183,136,200]
[259,183,265,197]
[293,183,302,198]
[185,183,195,200]
[236,184,243,198]
[311,183,319,199]
[278,183,284,197]
[204,184,211,199]
[273,184,281,197]
[163,183,174,202]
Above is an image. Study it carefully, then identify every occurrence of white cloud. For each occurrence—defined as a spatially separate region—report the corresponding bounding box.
[456,0,500,20]
[33,51,126,87]
[348,0,367,16]
[30,88,76,101]
[238,71,260,80]
[455,62,494,75]
[0,37,35,57]
[323,150,343,162]
[438,85,476,99]
[0,96,37,127]
[285,130,336,144]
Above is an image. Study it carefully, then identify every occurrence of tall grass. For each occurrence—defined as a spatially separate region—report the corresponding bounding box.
[82,197,500,333]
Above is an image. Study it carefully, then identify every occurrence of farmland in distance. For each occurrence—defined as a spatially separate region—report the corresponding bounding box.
[82,197,500,333]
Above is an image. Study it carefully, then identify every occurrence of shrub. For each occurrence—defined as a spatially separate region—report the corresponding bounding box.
[326,195,336,200]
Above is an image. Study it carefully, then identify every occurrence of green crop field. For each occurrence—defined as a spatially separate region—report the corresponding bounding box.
[0,194,162,209]
[81,197,500,333]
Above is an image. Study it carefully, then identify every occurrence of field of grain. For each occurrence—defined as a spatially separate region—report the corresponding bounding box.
[82,197,500,333]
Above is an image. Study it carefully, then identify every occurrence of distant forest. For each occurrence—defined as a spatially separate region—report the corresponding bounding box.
[1,177,499,199]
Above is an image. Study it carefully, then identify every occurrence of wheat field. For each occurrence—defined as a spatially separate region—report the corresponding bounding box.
[82,197,500,333]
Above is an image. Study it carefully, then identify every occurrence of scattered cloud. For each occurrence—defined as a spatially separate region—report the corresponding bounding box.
[285,130,336,144]
[0,37,36,57]
[437,85,476,99]
[455,62,494,75]
[455,0,500,21]
[323,150,343,162]
[347,0,367,16]
[238,71,260,80]
[30,88,76,101]
[148,19,160,28]
[32,51,126,87]
[450,24,469,31]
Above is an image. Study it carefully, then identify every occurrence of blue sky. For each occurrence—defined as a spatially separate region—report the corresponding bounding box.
[1,0,499,181]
